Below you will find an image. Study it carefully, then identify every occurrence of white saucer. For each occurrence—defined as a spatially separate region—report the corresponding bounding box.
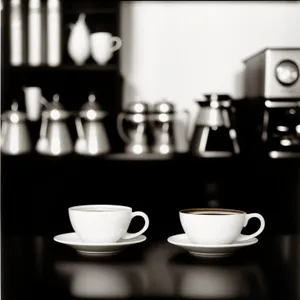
[167,234,258,259]
[54,233,147,257]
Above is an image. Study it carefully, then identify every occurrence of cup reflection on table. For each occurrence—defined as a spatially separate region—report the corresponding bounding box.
[55,262,147,298]
[172,263,266,299]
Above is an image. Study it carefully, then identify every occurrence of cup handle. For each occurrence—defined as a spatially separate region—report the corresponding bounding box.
[111,36,122,52]
[122,211,150,240]
[235,213,265,242]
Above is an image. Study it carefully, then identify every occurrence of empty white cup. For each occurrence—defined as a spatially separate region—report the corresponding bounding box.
[69,205,149,243]
[90,32,122,65]
[23,87,42,121]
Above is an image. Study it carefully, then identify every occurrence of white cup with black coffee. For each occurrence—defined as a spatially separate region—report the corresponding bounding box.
[179,208,265,245]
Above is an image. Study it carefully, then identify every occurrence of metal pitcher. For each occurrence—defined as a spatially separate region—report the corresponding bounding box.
[1,102,32,155]
[117,102,150,154]
[150,100,190,155]
[36,94,73,156]
[74,94,110,156]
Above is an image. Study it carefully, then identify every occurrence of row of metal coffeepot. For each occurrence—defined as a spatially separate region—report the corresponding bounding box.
[0,92,241,157]
[120,94,239,157]
[1,94,111,156]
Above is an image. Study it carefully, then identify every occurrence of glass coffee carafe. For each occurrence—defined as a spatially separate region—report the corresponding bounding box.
[190,94,240,157]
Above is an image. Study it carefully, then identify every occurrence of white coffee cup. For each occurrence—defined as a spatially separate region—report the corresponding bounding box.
[90,32,122,65]
[23,86,42,121]
[179,208,265,245]
[69,205,149,243]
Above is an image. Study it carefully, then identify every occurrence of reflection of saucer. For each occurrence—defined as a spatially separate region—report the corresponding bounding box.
[54,233,146,257]
[167,234,258,258]
[170,264,265,299]
[55,263,144,298]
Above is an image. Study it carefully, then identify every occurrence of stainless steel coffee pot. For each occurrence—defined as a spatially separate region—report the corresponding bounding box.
[151,100,190,155]
[1,102,32,155]
[117,102,150,154]
[74,94,110,156]
[190,94,240,157]
[36,94,73,156]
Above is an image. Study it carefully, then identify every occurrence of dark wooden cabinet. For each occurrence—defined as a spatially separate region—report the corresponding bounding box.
[1,0,122,128]
[0,0,125,235]
[1,0,124,153]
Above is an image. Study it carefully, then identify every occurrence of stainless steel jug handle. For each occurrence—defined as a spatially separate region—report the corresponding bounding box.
[39,114,48,139]
[75,117,85,139]
[40,96,50,108]
[0,120,8,148]
[117,113,130,143]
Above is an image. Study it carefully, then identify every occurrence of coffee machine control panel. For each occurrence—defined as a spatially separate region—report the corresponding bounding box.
[244,48,300,99]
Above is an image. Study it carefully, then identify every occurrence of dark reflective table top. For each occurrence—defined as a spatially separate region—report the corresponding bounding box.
[2,234,300,300]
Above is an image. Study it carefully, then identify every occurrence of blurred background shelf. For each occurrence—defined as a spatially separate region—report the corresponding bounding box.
[104,153,177,161]
[8,64,118,73]
[62,0,119,15]
[64,8,117,16]
[4,152,299,167]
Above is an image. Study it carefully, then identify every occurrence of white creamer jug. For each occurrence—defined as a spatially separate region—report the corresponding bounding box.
[67,13,90,65]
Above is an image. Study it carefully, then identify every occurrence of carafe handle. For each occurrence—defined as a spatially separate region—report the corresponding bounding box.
[229,128,240,154]
[75,117,85,139]
[117,112,130,143]
[223,107,240,154]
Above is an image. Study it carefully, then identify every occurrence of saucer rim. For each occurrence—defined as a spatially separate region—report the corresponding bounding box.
[53,232,147,246]
[167,233,258,248]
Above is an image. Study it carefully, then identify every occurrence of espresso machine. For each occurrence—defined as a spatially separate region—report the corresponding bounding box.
[244,48,300,158]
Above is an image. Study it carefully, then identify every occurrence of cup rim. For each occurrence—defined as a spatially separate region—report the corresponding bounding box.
[90,32,112,38]
[69,204,132,212]
[180,208,245,215]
